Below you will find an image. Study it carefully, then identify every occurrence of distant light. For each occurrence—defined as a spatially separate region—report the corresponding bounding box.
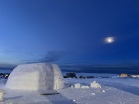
[104,37,115,43]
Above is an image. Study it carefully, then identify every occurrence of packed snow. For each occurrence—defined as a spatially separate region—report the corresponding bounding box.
[0,71,139,103]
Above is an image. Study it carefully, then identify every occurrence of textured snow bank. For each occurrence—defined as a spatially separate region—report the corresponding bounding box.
[6,63,64,91]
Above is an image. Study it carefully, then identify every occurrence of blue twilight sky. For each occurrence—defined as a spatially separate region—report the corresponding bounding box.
[0,0,139,67]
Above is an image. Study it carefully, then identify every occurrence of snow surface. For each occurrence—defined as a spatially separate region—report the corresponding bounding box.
[0,73,139,104]
[6,63,64,91]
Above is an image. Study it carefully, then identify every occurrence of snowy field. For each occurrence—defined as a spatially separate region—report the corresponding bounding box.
[0,73,139,104]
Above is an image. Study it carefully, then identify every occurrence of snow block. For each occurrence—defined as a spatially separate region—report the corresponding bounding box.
[6,63,64,91]
[91,93,95,95]
[74,83,81,88]
[0,90,4,102]
[90,81,101,88]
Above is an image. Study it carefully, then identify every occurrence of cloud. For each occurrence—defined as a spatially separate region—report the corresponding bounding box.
[3,49,14,54]
[22,51,68,64]
[0,63,16,68]
[59,63,139,74]
[39,51,67,62]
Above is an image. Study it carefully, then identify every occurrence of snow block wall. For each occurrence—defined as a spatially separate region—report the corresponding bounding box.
[6,63,64,91]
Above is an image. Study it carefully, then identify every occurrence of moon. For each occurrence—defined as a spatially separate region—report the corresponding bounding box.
[104,37,115,43]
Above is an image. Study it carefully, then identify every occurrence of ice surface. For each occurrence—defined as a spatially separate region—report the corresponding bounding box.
[6,63,64,91]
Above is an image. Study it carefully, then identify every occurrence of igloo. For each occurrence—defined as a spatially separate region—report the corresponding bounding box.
[6,63,64,91]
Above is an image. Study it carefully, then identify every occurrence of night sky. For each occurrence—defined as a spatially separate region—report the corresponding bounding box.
[0,0,139,68]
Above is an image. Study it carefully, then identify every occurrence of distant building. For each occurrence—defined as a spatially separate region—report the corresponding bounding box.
[66,72,76,78]
[0,73,10,79]
[4,73,10,79]
[119,74,128,77]
[0,73,4,78]
[130,75,139,78]
[119,74,139,78]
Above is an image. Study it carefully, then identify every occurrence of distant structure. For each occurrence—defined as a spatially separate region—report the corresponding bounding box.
[6,63,64,91]
[129,75,139,78]
[0,73,4,78]
[0,73,10,79]
[119,74,139,78]
[119,74,128,77]
[66,72,76,78]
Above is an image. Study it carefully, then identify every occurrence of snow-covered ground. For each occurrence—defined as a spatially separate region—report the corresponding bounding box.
[0,73,139,104]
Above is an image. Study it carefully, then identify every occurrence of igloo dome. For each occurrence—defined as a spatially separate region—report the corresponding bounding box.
[6,63,64,91]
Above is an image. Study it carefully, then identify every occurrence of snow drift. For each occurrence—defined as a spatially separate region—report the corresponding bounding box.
[6,63,64,91]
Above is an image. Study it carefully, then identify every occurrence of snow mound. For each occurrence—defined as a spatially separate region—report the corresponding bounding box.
[6,63,64,91]
[90,81,101,88]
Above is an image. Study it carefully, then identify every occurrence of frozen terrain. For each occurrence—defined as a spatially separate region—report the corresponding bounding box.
[0,73,139,104]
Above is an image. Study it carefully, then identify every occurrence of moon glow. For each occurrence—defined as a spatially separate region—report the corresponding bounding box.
[104,37,115,43]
